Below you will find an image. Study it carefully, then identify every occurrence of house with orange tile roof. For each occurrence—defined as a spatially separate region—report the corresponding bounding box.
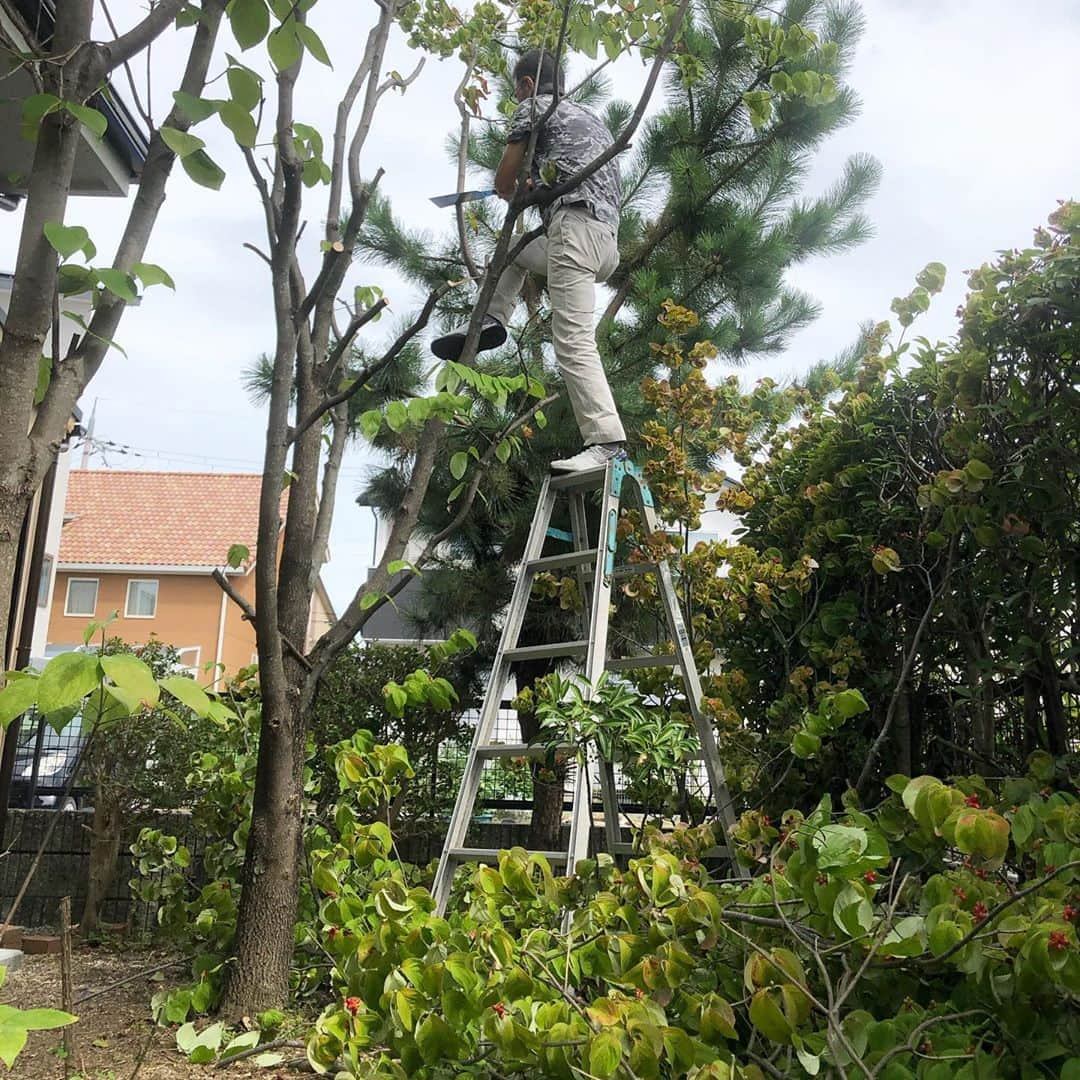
[45,470,335,681]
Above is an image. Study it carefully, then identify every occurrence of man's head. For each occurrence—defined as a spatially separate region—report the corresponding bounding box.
[513,48,564,102]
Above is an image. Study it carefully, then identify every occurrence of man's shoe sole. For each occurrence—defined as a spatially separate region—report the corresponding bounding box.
[431,321,507,361]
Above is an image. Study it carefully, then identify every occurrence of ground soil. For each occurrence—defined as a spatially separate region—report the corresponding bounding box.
[1,944,302,1079]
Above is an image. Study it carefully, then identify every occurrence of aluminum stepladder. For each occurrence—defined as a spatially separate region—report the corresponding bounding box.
[432,458,744,914]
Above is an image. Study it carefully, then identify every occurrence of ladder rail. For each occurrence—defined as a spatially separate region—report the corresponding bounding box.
[432,480,558,912]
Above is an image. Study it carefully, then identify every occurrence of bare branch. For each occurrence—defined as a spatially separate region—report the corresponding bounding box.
[376,56,424,99]
[243,241,273,267]
[308,403,349,591]
[211,569,312,672]
[98,0,153,126]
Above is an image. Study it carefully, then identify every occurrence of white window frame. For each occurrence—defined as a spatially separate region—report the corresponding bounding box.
[64,577,99,617]
[124,578,159,619]
[176,646,201,674]
[37,554,53,608]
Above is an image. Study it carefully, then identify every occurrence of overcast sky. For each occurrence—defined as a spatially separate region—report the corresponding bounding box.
[2,0,1077,614]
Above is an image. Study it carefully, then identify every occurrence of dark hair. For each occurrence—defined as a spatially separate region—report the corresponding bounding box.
[513,48,564,96]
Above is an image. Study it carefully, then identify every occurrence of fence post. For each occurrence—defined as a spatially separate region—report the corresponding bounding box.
[59,895,77,1076]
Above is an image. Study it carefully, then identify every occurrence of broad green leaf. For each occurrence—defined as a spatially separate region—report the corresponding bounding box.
[227,66,262,111]
[223,1030,261,1057]
[414,1013,457,1064]
[159,126,204,158]
[813,824,868,868]
[218,100,258,147]
[359,409,382,440]
[831,688,868,719]
[267,24,302,71]
[360,592,380,610]
[965,458,993,481]
[227,543,250,568]
[450,451,468,480]
[65,102,107,139]
[588,1030,623,1078]
[37,652,99,714]
[101,653,160,708]
[749,988,793,1044]
[176,1022,199,1054]
[387,560,413,575]
[229,0,270,48]
[295,22,331,66]
[131,262,176,290]
[0,1007,28,1069]
[20,92,61,140]
[385,401,408,431]
[791,730,820,759]
[44,222,90,259]
[254,1052,285,1067]
[172,91,216,123]
[0,676,38,728]
[160,676,211,718]
[97,269,138,302]
[182,149,226,190]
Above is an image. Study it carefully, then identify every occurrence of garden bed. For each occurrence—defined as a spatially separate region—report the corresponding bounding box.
[1,944,281,1078]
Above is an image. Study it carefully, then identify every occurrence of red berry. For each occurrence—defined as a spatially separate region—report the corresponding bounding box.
[1064,905,1077,921]
[863,871,878,884]
[328,926,339,939]
[345,996,362,1015]
[974,868,988,881]
[953,887,967,902]
[964,794,981,808]
[816,874,828,885]
[762,874,773,884]
[761,815,771,827]
[634,988,645,999]
[492,1002,507,1018]
[973,902,988,922]
[1048,930,1069,952]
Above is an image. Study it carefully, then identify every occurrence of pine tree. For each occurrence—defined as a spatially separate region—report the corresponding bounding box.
[355,0,879,843]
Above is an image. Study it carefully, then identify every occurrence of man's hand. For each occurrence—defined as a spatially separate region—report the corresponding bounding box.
[495,139,528,201]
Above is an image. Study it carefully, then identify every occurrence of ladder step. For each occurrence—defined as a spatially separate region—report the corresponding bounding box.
[527,549,599,572]
[612,561,658,578]
[608,654,679,671]
[449,847,569,863]
[477,743,547,759]
[613,842,731,859]
[504,640,588,662]
[549,466,608,491]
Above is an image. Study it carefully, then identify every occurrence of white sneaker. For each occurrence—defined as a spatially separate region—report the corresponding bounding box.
[550,443,627,472]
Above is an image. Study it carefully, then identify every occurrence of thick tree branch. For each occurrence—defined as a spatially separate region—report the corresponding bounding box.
[104,0,186,71]
[212,569,312,672]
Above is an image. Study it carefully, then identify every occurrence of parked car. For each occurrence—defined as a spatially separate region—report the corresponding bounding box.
[8,709,90,810]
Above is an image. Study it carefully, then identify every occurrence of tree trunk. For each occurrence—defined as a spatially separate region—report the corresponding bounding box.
[0,496,31,672]
[513,659,565,851]
[219,688,306,1017]
[893,687,912,778]
[80,786,122,935]
[1037,644,1069,756]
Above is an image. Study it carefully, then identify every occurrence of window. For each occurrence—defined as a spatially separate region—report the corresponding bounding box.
[177,646,201,675]
[37,555,53,608]
[64,578,98,617]
[125,579,159,618]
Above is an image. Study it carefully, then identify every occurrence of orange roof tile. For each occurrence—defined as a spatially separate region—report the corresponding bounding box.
[58,470,285,569]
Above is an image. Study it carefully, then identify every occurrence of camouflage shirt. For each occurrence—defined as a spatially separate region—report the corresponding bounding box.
[507,95,621,232]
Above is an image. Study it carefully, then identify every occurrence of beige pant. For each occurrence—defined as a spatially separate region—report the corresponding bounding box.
[487,205,626,446]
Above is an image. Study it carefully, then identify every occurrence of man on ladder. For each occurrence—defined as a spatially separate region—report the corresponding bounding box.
[431,47,627,474]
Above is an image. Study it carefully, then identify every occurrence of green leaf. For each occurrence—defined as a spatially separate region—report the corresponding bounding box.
[181,149,226,190]
[160,676,211,718]
[227,543,250,568]
[588,1030,623,1078]
[176,1022,199,1054]
[101,653,160,709]
[20,93,61,140]
[96,269,138,302]
[831,688,868,719]
[44,222,91,259]
[791,730,820,759]
[749,988,793,1044]
[813,825,868,868]
[19,1007,78,1032]
[450,451,468,480]
[385,401,408,431]
[218,100,258,147]
[173,91,217,123]
[65,102,107,139]
[965,458,993,481]
[295,22,332,66]
[159,126,205,158]
[223,1030,261,1057]
[254,1052,285,1067]
[37,652,100,714]
[131,262,176,290]
[267,23,302,71]
[414,1014,457,1064]
[359,410,382,440]
[387,560,413,575]
[228,0,270,48]
[495,440,511,463]
[360,592,380,610]
[0,1007,28,1069]
[0,675,38,728]
[227,66,262,111]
